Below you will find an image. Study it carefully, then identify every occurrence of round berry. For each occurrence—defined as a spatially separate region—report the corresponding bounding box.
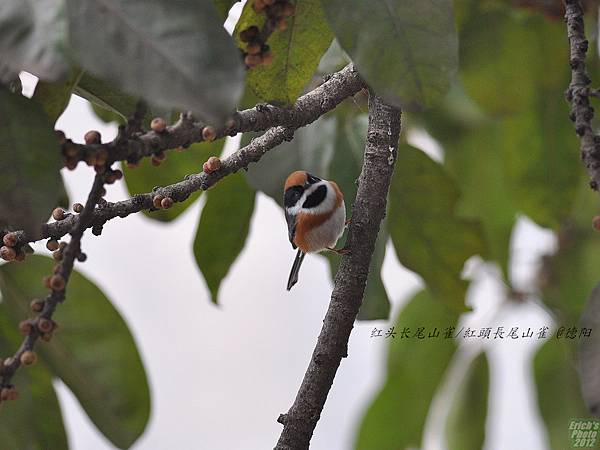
[161,197,174,209]
[0,246,16,261]
[20,351,37,366]
[2,232,17,247]
[46,239,59,251]
[253,0,266,12]
[245,54,262,67]
[151,117,167,133]
[240,26,259,42]
[153,195,164,209]
[30,299,44,313]
[77,252,87,262]
[52,208,65,221]
[73,203,84,213]
[18,320,32,335]
[84,130,101,145]
[246,43,262,55]
[204,156,221,173]
[50,274,65,291]
[202,126,217,142]
[37,318,54,333]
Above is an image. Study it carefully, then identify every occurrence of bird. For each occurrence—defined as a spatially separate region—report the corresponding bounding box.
[283,170,347,290]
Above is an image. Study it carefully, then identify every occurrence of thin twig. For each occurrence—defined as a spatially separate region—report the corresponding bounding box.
[564,0,600,190]
[274,91,401,449]
[0,172,106,391]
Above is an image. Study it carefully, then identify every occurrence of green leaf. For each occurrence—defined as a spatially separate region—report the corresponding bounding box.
[0,255,150,449]
[0,310,69,450]
[237,0,333,105]
[65,0,244,124]
[245,116,336,206]
[321,0,458,109]
[0,87,63,235]
[123,140,223,222]
[0,0,68,81]
[355,290,460,449]
[388,144,486,311]
[500,93,579,228]
[214,0,237,20]
[193,173,256,303]
[534,339,589,450]
[327,113,390,320]
[445,352,489,450]
[459,7,568,116]
[442,121,517,277]
[33,69,84,123]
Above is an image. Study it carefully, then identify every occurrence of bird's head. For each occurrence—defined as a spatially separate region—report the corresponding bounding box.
[283,171,322,209]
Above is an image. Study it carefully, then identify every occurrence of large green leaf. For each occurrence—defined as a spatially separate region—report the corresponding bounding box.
[321,0,458,109]
[0,0,68,82]
[501,93,579,229]
[534,339,589,450]
[123,140,223,222]
[237,0,333,105]
[245,116,336,206]
[0,87,63,236]
[0,310,69,450]
[193,173,255,303]
[445,352,489,450]
[0,255,150,449]
[33,69,83,123]
[388,144,486,311]
[442,121,517,277]
[355,290,460,449]
[459,6,567,116]
[65,0,244,124]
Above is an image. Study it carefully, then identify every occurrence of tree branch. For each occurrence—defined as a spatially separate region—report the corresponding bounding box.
[0,172,106,393]
[13,67,364,245]
[564,0,600,190]
[274,91,401,449]
[62,64,363,167]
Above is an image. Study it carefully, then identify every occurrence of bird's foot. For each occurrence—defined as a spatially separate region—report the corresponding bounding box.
[327,246,351,255]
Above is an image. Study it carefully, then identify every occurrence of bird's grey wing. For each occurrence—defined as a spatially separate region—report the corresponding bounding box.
[285,210,297,249]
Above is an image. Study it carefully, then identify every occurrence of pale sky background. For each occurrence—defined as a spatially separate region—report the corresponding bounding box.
[10,4,566,449]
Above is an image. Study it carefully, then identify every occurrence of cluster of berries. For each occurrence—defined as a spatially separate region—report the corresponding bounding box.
[240,0,295,68]
[0,232,32,262]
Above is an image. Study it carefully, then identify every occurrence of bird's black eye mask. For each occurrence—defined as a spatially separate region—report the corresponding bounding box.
[284,185,304,208]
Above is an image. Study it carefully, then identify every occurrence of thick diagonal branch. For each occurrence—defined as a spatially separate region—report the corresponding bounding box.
[274,92,401,449]
[564,0,600,190]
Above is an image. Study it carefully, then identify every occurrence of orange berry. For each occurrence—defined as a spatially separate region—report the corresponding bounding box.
[245,54,262,67]
[18,320,32,335]
[50,274,65,291]
[2,232,17,247]
[202,126,217,142]
[20,351,37,366]
[161,197,174,209]
[0,246,16,261]
[37,318,54,334]
[247,43,262,55]
[153,195,164,209]
[151,117,167,133]
[30,299,44,312]
[84,130,101,145]
[46,239,59,251]
[73,203,84,213]
[52,208,65,221]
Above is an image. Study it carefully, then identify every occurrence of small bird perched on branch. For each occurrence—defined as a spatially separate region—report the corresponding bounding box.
[283,171,347,290]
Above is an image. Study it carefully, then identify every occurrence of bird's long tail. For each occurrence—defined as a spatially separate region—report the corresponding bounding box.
[287,250,306,291]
